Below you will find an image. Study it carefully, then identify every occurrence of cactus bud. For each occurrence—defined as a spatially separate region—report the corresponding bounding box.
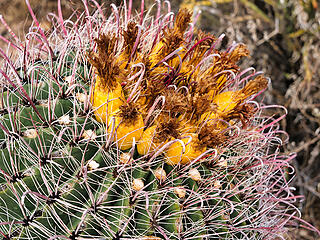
[38,100,48,107]
[58,115,71,125]
[88,160,100,170]
[217,157,228,167]
[119,152,133,165]
[174,186,186,198]
[214,180,221,189]
[132,178,144,191]
[76,93,87,103]
[81,129,97,141]
[154,168,167,182]
[64,75,73,84]
[23,129,38,139]
[188,168,201,181]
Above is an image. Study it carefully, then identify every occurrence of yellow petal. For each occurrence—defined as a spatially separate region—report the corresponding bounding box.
[166,133,206,165]
[137,125,158,155]
[92,78,124,123]
[109,113,144,151]
[212,91,241,114]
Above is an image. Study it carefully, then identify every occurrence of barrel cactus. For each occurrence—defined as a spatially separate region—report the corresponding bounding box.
[0,0,315,239]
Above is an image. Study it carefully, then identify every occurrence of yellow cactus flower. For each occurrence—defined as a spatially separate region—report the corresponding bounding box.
[213,91,241,114]
[179,118,198,134]
[199,112,228,131]
[137,125,159,155]
[88,34,127,123]
[137,117,181,155]
[109,104,144,151]
[149,9,191,68]
[92,77,124,123]
[212,75,269,118]
[166,133,206,165]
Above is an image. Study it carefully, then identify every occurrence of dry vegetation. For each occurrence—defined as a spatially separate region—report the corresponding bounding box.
[0,0,319,239]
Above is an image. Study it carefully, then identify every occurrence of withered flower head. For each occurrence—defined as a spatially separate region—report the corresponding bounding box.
[174,8,192,34]
[190,76,217,96]
[155,117,181,143]
[229,44,250,63]
[198,124,228,148]
[188,31,215,63]
[162,89,188,116]
[186,91,216,119]
[241,75,268,96]
[223,103,257,127]
[122,21,139,56]
[87,34,122,90]
[118,102,140,125]
[154,8,192,61]
[158,31,184,61]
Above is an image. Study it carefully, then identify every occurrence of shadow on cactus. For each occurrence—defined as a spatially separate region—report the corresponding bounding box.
[0,0,319,239]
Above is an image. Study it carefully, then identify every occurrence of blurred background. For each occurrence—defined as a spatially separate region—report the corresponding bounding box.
[0,0,319,238]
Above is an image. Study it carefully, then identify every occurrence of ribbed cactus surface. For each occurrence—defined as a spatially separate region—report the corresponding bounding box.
[0,1,306,239]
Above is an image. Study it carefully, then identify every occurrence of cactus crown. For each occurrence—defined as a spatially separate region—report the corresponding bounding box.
[0,0,318,239]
